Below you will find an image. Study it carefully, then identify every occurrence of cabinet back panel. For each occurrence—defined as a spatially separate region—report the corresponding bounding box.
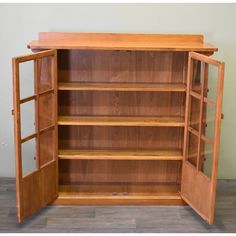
[59,160,181,184]
[58,126,183,150]
[58,50,187,84]
[58,183,180,196]
[58,91,185,117]
[57,49,186,189]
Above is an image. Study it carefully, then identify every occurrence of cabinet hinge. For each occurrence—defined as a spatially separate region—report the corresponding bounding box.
[221,113,224,119]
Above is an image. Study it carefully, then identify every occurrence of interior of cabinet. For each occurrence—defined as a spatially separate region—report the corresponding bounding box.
[57,49,188,203]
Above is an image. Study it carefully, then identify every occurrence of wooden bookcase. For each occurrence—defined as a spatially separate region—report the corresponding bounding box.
[12,33,225,224]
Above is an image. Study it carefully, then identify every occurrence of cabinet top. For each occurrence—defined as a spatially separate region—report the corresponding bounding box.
[28,32,217,52]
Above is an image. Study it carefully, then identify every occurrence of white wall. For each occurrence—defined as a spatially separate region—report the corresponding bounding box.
[0,3,236,178]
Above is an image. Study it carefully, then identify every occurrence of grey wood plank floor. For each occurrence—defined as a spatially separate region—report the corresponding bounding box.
[0,178,236,233]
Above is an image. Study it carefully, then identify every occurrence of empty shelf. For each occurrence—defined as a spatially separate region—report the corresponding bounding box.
[58,149,183,161]
[58,82,186,92]
[58,116,185,127]
[54,183,184,205]
[55,194,184,205]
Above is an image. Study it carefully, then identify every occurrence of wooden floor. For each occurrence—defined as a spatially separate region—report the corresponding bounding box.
[0,178,236,233]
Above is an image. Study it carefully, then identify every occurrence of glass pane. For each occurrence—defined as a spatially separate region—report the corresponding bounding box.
[39,130,54,167]
[19,61,35,99]
[206,65,218,101]
[191,61,203,94]
[189,96,200,131]
[202,102,216,141]
[187,132,199,167]
[20,100,35,138]
[22,138,37,176]
[39,93,54,130]
[199,141,213,178]
[38,56,53,94]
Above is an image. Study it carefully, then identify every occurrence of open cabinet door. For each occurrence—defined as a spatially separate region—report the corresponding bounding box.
[181,52,225,224]
[12,50,58,222]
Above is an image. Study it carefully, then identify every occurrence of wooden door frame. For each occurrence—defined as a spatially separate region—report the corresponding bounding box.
[181,51,225,224]
[12,49,58,222]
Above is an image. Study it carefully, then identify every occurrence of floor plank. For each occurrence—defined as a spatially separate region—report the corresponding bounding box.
[0,178,236,233]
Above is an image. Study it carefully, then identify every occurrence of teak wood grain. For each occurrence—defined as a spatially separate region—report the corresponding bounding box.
[58,149,183,161]
[58,91,185,117]
[12,33,225,224]
[57,47,186,208]
[58,116,185,127]
[54,183,184,205]
[12,50,58,222]
[181,52,225,224]
[59,159,181,184]
[58,126,183,154]
[28,32,217,51]
[57,50,187,83]
[58,82,186,92]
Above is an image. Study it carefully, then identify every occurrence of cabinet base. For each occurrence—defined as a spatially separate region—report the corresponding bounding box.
[52,194,185,205]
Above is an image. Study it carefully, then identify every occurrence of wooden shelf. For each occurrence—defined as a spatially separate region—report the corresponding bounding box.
[54,194,184,205]
[58,82,186,92]
[53,183,185,205]
[58,149,183,161]
[58,116,185,127]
